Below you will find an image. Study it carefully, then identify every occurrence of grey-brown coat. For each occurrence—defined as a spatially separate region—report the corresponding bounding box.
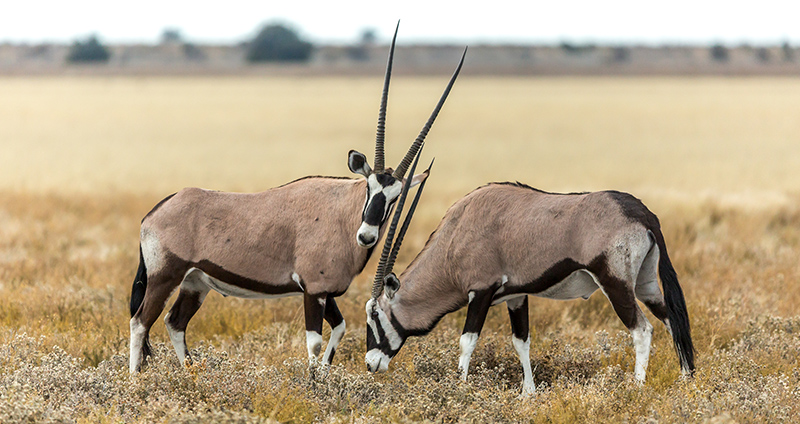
[366,182,695,394]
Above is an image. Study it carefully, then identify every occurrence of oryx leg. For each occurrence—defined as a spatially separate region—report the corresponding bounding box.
[506,295,535,395]
[459,288,494,381]
[598,275,653,383]
[321,295,345,365]
[130,272,182,373]
[164,270,210,366]
[303,293,326,362]
[634,242,672,335]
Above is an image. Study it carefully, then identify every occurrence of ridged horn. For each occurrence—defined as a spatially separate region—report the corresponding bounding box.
[384,158,433,277]
[374,21,400,173]
[371,143,426,299]
[392,46,467,180]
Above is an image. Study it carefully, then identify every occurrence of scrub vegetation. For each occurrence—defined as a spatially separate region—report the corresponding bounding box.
[1,76,799,422]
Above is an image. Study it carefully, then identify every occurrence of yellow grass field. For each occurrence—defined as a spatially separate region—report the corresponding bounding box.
[1,76,800,423]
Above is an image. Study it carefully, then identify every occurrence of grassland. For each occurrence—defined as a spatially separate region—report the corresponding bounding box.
[1,76,800,423]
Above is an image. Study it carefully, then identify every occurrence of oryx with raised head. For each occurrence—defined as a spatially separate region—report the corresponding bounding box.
[365,182,695,394]
[128,24,467,374]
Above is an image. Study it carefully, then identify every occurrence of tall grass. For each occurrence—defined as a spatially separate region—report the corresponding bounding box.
[1,76,800,422]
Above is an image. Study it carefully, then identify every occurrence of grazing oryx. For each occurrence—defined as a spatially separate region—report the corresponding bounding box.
[366,182,695,394]
[128,24,467,374]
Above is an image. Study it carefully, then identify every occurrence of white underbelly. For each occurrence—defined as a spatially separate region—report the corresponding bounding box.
[532,269,600,300]
[183,267,302,299]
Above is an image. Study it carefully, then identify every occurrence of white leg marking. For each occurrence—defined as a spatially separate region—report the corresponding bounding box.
[306,331,323,359]
[458,332,479,381]
[129,318,147,374]
[631,319,654,383]
[164,312,188,365]
[468,291,475,303]
[322,320,346,365]
[512,335,535,395]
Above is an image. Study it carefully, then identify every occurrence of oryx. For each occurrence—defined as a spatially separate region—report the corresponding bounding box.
[365,181,695,394]
[128,24,467,374]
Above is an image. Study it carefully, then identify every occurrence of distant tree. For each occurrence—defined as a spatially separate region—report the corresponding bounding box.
[359,28,377,45]
[66,35,110,63]
[161,28,183,44]
[755,47,770,63]
[782,41,794,62]
[710,43,728,62]
[246,23,313,63]
[611,46,630,63]
[560,41,596,55]
[182,43,206,61]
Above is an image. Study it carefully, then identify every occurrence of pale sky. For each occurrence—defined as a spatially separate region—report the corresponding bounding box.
[1,1,799,46]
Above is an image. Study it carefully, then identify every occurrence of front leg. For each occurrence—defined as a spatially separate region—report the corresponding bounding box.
[322,295,346,365]
[303,293,326,361]
[507,295,535,395]
[459,288,495,381]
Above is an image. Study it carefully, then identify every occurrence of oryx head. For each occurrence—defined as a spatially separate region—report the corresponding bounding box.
[365,143,432,373]
[349,22,465,248]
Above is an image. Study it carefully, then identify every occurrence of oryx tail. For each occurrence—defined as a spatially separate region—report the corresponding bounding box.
[653,228,695,374]
[130,246,147,318]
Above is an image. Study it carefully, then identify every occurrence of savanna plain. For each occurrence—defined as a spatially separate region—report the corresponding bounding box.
[1,76,800,423]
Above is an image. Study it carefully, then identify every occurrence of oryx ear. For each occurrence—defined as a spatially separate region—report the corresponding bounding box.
[384,273,400,300]
[404,168,430,189]
[348,150,372,177]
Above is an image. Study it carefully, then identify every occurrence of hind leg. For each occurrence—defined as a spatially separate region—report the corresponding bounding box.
[164,270,210,366]
[507,295,534,395]
[596,267,653,383]
[130,273,182,373]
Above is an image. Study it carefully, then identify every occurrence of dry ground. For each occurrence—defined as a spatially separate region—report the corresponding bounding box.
[1,76,800,423]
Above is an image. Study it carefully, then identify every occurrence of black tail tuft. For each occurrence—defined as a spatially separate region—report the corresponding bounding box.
[130,246,147,317]
[655,232,696,376]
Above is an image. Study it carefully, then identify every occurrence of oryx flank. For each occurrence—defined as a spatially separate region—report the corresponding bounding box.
[128,24,467,374]
[366,182,695,394]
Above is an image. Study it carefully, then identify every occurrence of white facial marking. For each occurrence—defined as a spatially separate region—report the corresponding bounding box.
[356,222,380,248]
[458,332,479,380]
[129,318,147,374]
[306,331,323,359]
[366,349,391,372]
[140,228,164,274]
[365,298,402,350]
[322,320,346,365]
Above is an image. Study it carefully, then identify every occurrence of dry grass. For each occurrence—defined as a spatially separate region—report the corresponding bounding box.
[1,76,800,423]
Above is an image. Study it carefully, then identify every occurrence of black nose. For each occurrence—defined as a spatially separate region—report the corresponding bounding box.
[358,233,375,246]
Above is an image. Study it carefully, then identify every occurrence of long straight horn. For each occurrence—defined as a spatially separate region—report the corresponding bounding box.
[374,21,400,173]
[372,144,425,299]
[393,47,467,180]
[385,159,433,277]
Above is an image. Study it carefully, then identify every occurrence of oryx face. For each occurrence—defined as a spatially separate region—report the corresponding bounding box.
[365,296,404,372]
[349,150,403,248]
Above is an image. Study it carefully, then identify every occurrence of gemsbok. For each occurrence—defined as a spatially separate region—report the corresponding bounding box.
[128,24,467,373]
[365,181,695,394]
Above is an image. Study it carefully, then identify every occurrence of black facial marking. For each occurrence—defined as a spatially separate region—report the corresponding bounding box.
[363,192,387,225]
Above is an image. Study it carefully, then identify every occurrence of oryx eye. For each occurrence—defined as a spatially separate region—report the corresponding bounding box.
[371,311,379,319]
